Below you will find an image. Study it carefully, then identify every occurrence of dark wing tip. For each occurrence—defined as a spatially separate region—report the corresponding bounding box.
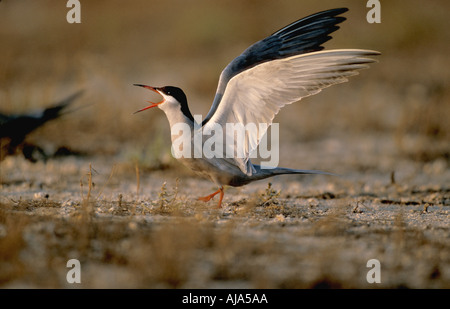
[272,7,349,36]
[333,7,349,15]
[42,90,84,120]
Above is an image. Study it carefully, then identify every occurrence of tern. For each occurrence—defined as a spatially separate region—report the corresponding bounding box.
[0,90,83,162]
[134,8,379,208]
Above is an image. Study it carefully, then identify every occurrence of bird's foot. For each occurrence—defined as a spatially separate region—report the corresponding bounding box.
[198,189,220,202]
[198,187,224,208]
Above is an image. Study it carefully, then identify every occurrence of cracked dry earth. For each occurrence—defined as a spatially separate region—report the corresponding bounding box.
[0,133,449,288]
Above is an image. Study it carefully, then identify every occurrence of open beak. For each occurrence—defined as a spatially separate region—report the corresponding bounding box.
[133,84,165,114]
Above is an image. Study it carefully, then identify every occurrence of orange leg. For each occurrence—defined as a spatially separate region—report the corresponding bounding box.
[198,186,224,208]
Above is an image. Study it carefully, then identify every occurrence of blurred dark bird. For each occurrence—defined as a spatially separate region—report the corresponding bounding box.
[0,90,83,162]
[134,8,379,207]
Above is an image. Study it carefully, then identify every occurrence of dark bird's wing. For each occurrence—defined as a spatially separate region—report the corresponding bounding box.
[0,90,84,160]
[0,90,83,144]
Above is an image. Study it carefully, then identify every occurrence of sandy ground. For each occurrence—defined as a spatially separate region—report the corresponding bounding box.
[1,132,449,288]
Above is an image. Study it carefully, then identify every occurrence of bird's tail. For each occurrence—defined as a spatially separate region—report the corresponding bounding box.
[252,164,336,180]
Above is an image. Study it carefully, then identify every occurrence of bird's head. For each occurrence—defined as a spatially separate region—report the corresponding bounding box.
[133,84,188,114]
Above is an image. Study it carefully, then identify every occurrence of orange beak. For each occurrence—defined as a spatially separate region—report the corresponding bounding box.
[133,84,165,114]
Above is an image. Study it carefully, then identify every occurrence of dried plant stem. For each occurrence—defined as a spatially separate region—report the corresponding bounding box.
[79,163,95,221]
[95,164,117,200]
[135,162,140,196]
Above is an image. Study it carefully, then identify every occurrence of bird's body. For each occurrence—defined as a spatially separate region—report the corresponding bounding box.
[135,8,379,207]
[0,91,83,162]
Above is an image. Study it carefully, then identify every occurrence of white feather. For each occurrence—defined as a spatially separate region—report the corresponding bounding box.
[203,49,379,175]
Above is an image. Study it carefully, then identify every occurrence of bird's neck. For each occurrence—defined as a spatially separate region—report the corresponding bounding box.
[159,103,196,138]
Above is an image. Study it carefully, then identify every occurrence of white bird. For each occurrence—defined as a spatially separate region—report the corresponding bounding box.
[134,8,379,207]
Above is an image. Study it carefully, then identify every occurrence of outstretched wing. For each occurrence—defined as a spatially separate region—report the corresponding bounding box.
[0,90,84,142]
[203,49,379,175]
[202,7,349,126]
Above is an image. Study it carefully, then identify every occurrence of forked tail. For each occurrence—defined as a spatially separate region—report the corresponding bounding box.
[253,164,336,180]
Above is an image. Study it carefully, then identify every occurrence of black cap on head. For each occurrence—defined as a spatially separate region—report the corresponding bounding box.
[159,86,193,122]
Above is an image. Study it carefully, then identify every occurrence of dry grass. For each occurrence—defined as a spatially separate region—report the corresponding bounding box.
[1,158,448,288]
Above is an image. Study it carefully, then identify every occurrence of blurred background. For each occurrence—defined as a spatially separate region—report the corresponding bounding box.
[1,0,449,289]
[1,0,449,169]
